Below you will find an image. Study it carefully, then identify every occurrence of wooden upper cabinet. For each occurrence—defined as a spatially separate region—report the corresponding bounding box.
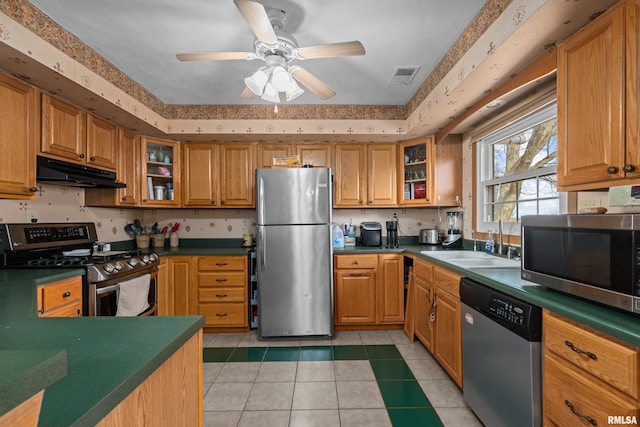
[295,143,332,168]
[334,144,366,207]
[41,93,117,170]
[624,0,640,181]
[398,137,435,205]
[0,72,37,199]
[140,137,181,207]
[85,128,140,207]
[183,143,219,207]
[557,1,628,189]
[367,144,397,206]
[256,144,291,169]
[41,93,86,163]
[86,114,118,170]
[220,143,254,207]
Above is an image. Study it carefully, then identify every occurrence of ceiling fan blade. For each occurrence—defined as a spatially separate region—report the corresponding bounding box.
[234,0,278,46]
[176,52,254,61]
[291,67,335,100]
[295,41,366,59]
[241,87,257,98]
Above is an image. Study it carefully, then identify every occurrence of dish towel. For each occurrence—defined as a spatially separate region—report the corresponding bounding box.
[115,274,151,316]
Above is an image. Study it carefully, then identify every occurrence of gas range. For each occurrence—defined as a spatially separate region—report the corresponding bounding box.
[0,222,159,283]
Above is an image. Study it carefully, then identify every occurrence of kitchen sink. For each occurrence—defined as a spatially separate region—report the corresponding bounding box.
[420,250,521,269]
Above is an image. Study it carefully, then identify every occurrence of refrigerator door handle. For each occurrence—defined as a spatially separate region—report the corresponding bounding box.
[257,177,265,223]
[259,227,265,272]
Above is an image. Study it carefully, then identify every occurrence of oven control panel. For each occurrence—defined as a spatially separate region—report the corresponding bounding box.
[0,222,97,251]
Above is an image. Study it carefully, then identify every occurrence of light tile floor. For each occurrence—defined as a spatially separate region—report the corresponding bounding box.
[202,329,483,427]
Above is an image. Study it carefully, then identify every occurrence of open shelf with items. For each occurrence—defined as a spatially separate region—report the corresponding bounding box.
[140,137,180,207]
[399,137,434,206]
[249,250,258,329]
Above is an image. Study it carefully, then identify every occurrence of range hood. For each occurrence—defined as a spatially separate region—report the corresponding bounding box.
[36,156,126,188]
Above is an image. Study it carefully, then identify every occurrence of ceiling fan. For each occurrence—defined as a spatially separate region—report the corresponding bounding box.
[176,0,365,102]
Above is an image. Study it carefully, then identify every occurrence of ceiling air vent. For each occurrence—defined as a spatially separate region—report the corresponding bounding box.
[388,66,421,85]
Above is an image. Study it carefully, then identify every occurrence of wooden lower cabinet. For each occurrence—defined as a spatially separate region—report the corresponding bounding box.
[543,310,639,426]
[96,331,202,427]
[413,273,433,352]
[408,258,462,387]
[168,256,197,316]
[37,276,82,317]
[197,255,249,331]
[157,257,170,316]
[334,253,403,327]
[334,268,377,324]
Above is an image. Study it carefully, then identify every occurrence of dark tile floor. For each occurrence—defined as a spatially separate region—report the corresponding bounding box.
[201,329,482,427]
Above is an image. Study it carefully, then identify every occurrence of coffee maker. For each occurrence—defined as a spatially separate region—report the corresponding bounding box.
[442,211,462,249]
[386,220,399,248]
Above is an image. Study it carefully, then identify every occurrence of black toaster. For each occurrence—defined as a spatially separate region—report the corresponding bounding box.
[360,222,382,247]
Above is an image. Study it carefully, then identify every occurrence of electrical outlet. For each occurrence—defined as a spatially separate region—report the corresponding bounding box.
[579,199,600,209]
[26,209,38,223]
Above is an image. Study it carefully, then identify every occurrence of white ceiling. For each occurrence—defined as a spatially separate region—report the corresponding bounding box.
[28,0,485,106]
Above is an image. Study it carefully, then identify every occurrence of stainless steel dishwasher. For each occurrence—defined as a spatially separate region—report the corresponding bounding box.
[460,277,543,427]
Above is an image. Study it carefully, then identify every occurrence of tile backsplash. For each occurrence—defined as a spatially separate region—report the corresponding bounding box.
[0,185,457,244]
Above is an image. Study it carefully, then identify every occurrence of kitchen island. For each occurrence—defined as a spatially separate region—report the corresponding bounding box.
[0,269,204,427]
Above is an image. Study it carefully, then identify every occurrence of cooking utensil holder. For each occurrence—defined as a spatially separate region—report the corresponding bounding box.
[136,234,150,249]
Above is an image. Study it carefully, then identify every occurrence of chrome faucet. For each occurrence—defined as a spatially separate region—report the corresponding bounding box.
[498,219,503,255]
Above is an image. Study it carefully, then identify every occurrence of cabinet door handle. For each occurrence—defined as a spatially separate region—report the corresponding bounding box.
[78,153,85,159]
[607,165,619,174]
[564,340,597,360]
[221,200,225,205]
[63,291,71,298]
[30,187,38,193]
[564,400,597,425]
[89,156,96,161]
[623,163,635,173]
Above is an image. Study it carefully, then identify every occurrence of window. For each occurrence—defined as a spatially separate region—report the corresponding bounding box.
[476,101,563,233]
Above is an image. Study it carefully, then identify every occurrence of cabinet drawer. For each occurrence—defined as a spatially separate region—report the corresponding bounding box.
[414,259,433,282]
[434,266,461,297]
[334,254,377,269]
[544,355,639,426]
[199,287,246,303]
[544,311,639,399]
[38,277,82,313]
[199,256,246,271]
[198,271,246,287]
[199,302,247,326]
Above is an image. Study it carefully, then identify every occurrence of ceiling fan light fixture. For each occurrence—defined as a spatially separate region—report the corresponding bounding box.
[244,67,270,96]
[285,78,304,101]
[261,82,280,103]
[270,65,291,92]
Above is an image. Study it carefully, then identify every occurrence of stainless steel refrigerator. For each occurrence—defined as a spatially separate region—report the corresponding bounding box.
[256,167,333,339]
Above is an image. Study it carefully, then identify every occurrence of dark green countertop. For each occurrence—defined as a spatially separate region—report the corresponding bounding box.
[0,269,204,426]
[407,247,640,346]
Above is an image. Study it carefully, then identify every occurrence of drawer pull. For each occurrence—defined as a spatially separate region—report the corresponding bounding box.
[63,291,71,298]
[564,340,597,360]
[215,263,228,266]
[216,313,228,317]
[216,279,227,283]
[349,273,362,277]
[215,294,228,298]
[564,400,597,425]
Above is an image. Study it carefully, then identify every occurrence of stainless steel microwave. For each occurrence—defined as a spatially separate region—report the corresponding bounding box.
[521,214,640,315]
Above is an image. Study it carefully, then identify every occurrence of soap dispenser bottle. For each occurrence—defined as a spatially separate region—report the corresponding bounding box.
[485,230,494,254]
[345,219,356,247]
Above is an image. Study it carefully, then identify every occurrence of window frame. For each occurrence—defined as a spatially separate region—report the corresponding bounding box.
[473,89,567,235]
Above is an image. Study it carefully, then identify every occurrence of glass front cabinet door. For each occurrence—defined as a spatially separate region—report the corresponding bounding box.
[141,137,180,206]
[399,137,435,206]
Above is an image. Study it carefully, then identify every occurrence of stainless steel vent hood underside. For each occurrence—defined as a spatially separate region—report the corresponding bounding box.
[36,156,126,188]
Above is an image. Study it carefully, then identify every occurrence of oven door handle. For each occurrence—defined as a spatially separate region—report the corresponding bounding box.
[96,283,120,295]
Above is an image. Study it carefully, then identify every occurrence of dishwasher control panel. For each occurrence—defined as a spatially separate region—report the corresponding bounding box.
[488,296,527,325]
